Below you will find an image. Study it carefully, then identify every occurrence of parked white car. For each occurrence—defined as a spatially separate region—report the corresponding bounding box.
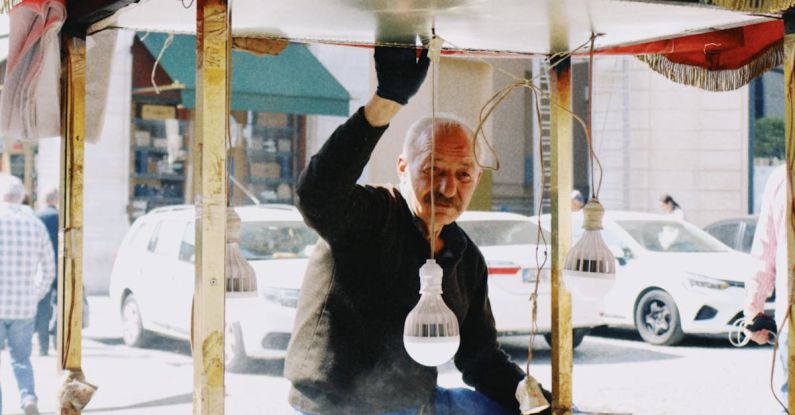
[458,211,609,348]
[109,204,317,369]
[535,211,772,345]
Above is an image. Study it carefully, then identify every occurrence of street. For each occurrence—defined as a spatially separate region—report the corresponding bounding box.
[0,296,784,415]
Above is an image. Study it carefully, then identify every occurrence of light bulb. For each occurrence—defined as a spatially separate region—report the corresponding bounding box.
[564,199,616,300]
[225,207,258,296]
[403,259,460,366]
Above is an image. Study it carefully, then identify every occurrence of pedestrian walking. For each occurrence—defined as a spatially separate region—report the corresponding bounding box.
[659,194,685,220]
[34,188,58,356]
[0,173,56,415]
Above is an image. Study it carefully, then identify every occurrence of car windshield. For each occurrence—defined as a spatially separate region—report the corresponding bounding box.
[616,220,726,253]
[458,219,550,247]
[240,221,319,260]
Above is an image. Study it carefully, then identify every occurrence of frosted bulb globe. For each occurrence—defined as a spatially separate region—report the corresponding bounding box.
[564,199,616,299]
[403,259,460,367]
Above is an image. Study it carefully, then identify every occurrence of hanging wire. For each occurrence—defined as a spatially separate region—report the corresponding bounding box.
[150,33,175,95]
[430,29,438,259]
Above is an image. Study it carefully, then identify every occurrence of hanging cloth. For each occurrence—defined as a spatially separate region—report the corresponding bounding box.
[598,20,784,91]
[0,0,66,143]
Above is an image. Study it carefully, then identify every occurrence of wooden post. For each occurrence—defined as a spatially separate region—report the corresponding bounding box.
[784,9,795,413]
[548,2,573,412]
[58,36,86,414]
[193,1,229,414]
[549,54,574,415]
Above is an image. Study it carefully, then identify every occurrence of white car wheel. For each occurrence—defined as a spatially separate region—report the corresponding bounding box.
[121,295,150,347]
[634,290,685,346]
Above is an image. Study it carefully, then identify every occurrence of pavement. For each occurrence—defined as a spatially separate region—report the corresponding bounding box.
[0,296,787,414]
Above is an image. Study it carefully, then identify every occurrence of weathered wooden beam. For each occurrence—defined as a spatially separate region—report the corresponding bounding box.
[784,9,795,414]
[58,36,86,414]
[193,1,229,414]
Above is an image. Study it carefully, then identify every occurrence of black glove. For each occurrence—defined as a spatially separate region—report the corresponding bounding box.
[374,46,430,105]
[747,314,777,334]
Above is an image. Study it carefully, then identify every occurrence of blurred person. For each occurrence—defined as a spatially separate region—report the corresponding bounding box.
[660,194,685,220]
[285,46,551,415]
[744,164,788,404]
[34,188,58,356]
[571,189,585,212]
[0,173,55,415]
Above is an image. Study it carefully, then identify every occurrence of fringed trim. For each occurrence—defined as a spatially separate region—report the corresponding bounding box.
[636,42,783,92]
[704,0,795,13]
[0,0,22,14]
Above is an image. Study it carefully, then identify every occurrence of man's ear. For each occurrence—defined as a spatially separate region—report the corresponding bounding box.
[475,169,483,185]
[397,155,408,177]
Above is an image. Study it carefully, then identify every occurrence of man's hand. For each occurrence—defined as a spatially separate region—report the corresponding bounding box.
[374,46,430,105]
[746,313,777,345]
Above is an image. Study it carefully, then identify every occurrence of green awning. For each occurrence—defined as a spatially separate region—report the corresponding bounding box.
[139,33,350,116]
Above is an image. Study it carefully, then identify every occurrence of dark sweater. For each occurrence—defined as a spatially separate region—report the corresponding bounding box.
[284,107,525,414]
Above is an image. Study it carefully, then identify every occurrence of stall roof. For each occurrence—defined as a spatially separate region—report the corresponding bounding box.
[139,33,350,116]
[90,0,773,55]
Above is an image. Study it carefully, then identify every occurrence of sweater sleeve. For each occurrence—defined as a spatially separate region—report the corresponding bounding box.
[744,172,780,317]
[454,257,525,413]
[295,107,390,243]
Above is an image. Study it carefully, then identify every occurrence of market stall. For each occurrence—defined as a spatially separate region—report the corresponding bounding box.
[3,1,793,414]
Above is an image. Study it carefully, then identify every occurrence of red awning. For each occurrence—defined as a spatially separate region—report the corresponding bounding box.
[597,20,784,91]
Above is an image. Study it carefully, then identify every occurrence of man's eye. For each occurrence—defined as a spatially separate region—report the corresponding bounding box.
[459,172,472,182]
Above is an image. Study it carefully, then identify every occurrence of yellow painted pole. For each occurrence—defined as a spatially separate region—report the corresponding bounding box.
[193,1,229,414]
[58,36,86,414]
[548,1,573,413]
[784,9,795,414]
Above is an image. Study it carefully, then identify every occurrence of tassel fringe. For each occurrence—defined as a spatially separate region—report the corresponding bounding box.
[705,0,795,13]
[637,42,783,92]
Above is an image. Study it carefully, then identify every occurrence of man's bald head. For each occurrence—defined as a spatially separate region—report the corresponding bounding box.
[402,114,476,162]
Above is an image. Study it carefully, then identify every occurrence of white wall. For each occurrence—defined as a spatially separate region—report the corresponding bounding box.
[585,57,752,226]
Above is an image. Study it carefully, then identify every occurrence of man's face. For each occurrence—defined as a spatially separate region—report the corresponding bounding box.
[398,125,482,230]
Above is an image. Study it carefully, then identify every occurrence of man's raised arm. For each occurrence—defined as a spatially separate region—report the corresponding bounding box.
[295,47,429,240]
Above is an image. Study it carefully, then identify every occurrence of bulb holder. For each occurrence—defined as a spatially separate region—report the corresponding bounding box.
[403,259,460,366]
[564,199,616,299]
[515,375,550,414]
[225,207,258,296]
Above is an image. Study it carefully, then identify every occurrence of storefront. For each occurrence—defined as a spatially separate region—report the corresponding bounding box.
[129,33,349,219]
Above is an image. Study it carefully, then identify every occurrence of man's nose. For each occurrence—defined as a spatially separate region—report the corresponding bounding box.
[437,175,456,197]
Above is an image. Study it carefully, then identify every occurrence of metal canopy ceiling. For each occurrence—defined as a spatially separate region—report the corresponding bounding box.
[90,0,774,55]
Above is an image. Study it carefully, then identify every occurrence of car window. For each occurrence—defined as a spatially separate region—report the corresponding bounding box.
[179,223,195,263]
[705,223,739,249]
[240,221,319,260]
[616,220,727,253]
[128,221,156,252]
[458,219,551,247]
[151,220,187,257]
[741,222,757,253]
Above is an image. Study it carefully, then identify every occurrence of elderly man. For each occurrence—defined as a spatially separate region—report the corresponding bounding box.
[285,47,549,414]
[0,173,55,415]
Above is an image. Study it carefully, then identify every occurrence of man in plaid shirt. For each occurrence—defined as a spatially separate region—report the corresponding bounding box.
[0,173,55,415]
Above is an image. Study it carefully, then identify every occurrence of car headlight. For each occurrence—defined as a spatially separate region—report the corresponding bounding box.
[262,287,300,308]
[686,274,743,290]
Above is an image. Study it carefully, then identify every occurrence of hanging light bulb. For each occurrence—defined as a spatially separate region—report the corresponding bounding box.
[563,198,616,299]
[225,207,258,296]
[403,259,460,366]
